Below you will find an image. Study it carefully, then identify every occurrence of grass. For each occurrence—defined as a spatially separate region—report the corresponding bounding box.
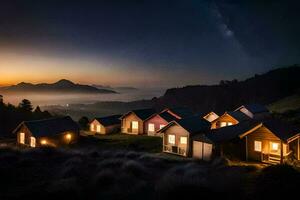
[74,132,162,153]
[268,94,300,113]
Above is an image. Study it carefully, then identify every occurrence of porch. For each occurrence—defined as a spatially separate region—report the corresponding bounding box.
[163,144,187,157]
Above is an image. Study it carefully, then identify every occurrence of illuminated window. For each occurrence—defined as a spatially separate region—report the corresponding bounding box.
[159,125,165,129]
[132,121,139,129]
[168,135,175,145]
[96,125,101,133]
[254,141,262,152]
[19,132,25,144]
[220,122,227,127]
[90,124,95,132]
[271,142,279,151]
[227,122,233,126]
[180,137,187,144]
[30,137,36,147]
[148,123,155,132]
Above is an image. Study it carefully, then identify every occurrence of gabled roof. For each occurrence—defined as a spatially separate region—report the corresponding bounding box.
[206,121,260,143]
[159,111,179,122]
[235,104,269,114]
[164,107,194,118]
[203,118,300,144]
[13,116,79,137]
[94,114,122,127]
[120,108,156,121]
[159,116,210,135]
[226,111,251,122]
[259,118,300,142]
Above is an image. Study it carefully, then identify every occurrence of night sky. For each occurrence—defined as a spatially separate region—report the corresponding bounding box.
[0,0,299,87]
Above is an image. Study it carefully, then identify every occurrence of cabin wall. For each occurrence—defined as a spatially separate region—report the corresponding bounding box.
[246,126,287,161]
[90,120,106,134]
[121,113,144,135]
[211,114,238,129]
[105,124,121,134]
[144,115,168,136]
[16,127,79,147]
[163,125,190,157]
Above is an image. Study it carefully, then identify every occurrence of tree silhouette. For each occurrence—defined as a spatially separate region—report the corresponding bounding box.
[19,99,33,112]
[78,116,89,130]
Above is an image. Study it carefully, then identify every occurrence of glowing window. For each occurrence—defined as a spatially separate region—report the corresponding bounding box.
[220,122,227,127]
[132,121,139,129]
[271,142,279,151]
[19,132,25,144]
[159,125,165,129]
[90,124,95,132]
[254,141,262,152]
[30,137,36,147]
[227,122,233,126]
[96,125,101,133]
[148,123,155,132]
[168,135,175,145]
[180,137,187,144]
[41,140,47,145]
[66,134,72,140]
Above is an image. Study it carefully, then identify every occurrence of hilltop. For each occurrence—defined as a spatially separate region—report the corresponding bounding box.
[0,79,116,94]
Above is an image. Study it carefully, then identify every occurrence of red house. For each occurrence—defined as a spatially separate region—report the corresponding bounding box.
[144,107,194,136]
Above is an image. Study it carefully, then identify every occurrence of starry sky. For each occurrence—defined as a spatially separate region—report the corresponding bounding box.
[0,0,299,87]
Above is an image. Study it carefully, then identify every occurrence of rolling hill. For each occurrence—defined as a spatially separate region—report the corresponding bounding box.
[154,65,300,114]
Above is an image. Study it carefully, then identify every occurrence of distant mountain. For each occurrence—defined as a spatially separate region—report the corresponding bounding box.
[0,79,116,94]
[154,65,300,114]
[114,87,138,91]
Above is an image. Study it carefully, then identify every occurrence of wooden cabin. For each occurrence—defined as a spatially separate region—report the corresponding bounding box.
[13,116,79,148]
[203,112,219,122]
[144,107,193,136]
[210,111,250,129]
[158,117,210,157]
[196,119,300,164]
[235,104,270,119]
[120,108,156,135]
[90,114,122,135]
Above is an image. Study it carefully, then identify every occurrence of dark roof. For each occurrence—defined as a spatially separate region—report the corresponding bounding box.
[205,121,260,143]
[199,118,300,144]
[175,116,211,135]
[227,111,251,122]
[14,116,79,137]
[167,107,194,118]
[94,115,122,127]
[159,111,178,122]
[262,118,300,141]
[121,108,156,121]
[236,104,269,114]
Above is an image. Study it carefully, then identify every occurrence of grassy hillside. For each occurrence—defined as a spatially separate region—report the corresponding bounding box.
[268,95,300,113]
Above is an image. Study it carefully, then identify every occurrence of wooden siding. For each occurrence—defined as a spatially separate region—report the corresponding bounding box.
[203,112,219,122]
[245,126,288,162]
[211,113,239,129]
[144,114,168,136]
[162,124,190,157]
[90,120,120,134]
[121,113,144,135]
[16,124,79,147]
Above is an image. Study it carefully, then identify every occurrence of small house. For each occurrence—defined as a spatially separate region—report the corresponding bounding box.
[234,104,270,119]
[90,114,122,134]
[120,108,156,135]
[203,111,219,122]
[195,119,300,164]
[158,117,210,157]
[13,116,79,148]
[144,107,193,136]
[210,111,251,129]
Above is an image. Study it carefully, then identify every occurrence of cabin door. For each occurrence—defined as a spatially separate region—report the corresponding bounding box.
[96,125,101,133]
[19,132,25,144]
[30,137,36,147]
[193,141,212,161]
